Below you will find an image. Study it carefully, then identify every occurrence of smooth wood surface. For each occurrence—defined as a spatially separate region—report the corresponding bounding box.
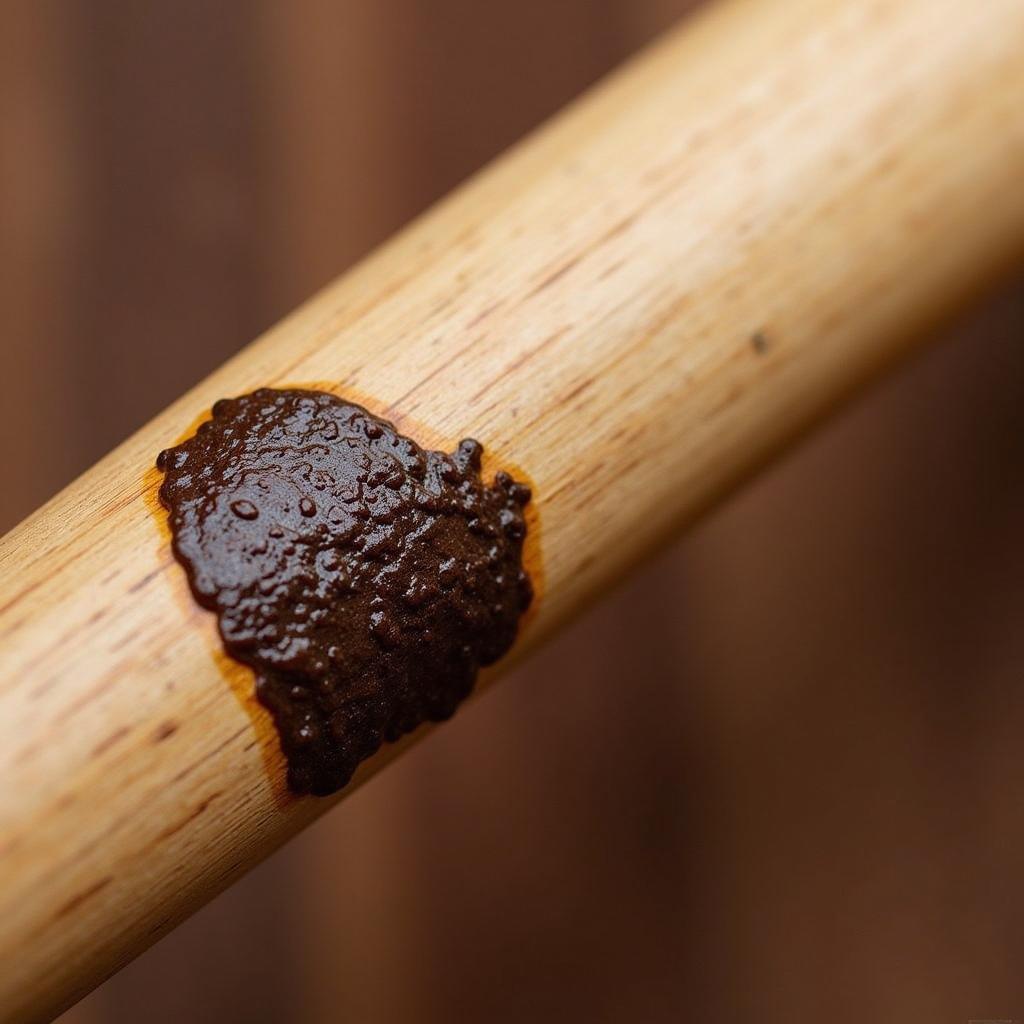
[2,0,1024,1019]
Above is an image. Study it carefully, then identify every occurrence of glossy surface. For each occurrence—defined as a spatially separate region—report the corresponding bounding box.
[157,388,532,794]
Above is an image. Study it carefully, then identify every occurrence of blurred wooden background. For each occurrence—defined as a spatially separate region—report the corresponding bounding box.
[2,1,1023,1020]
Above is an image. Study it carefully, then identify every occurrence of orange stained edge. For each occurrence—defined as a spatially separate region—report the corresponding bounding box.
[141,381,545,799]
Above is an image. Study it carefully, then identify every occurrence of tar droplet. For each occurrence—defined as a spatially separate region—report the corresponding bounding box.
[156,388,533,796]
[231,499,259,520]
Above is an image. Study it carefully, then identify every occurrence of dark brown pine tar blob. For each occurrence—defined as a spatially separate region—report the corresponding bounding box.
[156,388,532,795]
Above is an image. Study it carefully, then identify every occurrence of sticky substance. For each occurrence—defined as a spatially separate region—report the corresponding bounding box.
[156,388,532,795]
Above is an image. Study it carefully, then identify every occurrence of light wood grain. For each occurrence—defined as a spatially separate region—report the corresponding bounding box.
[2,0,1024,1019]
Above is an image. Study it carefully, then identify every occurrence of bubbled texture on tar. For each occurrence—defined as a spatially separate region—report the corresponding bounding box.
[157,388,532,795]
